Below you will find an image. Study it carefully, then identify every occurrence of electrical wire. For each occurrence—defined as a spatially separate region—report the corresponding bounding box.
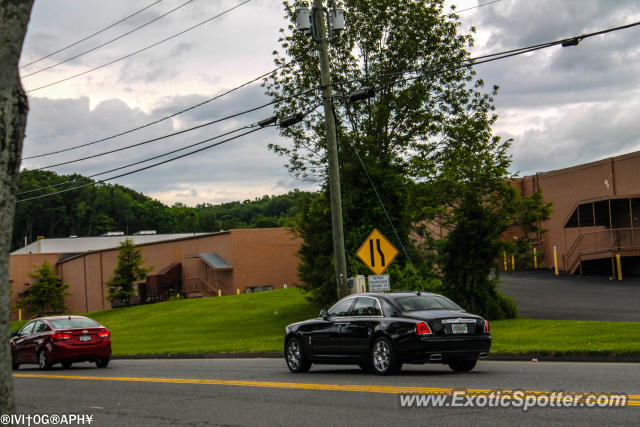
[332,102,421,285]
[20,102,323,198]
[17,126,266,203]
[19,124,257,195]
[28,86,319,171]
[22,58,301,161]
[446,0,502,17]
[20,0,163,69]
[25,0,252,93]
[34,101,277,170]
[333,20,640,89]
[22,0,195,78]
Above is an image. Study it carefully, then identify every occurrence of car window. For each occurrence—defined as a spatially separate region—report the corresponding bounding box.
[327,298,354,317]
[33,321,47,333]
[351,297,382,316]
[395,295,463,311]
[20,321,36,335]
[50,318,100,329]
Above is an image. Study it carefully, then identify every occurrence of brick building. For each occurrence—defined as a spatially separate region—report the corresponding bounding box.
[9,228,301,320]
[514,150,640,276]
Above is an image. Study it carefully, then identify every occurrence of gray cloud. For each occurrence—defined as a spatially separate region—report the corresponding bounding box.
[18,0,640,205]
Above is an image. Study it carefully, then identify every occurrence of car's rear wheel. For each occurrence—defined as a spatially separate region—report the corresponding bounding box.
[38,349,52,370]
[285,337,311,373]
[61,361,72,369]
[448,358,478,372]
[95,358,110,368]
[371,337,401,375]
[12,361,19,370]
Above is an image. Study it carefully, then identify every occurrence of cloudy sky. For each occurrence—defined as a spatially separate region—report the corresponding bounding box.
[18,0,640,206]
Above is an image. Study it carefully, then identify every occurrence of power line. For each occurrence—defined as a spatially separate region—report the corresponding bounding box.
[447,0,502,16]
[20,0,164,69]
[25,0,252,93]
[17,126,266,203]
[22,0,194,78]
[34,102,275,170]
[28,86,319,171]
[19,124,257,195]
[20,102,322,198]
[22,59,297,161]
[334,20,640,90]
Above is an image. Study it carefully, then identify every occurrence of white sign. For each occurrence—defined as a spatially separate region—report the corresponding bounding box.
[368,275,390,292]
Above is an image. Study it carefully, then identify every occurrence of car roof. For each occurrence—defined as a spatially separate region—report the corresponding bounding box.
[34,315,90,321]
[350,291,441,301]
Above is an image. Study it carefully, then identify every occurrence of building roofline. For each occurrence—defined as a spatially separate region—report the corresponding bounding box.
[57,231,229,264]
[519,149,640,180]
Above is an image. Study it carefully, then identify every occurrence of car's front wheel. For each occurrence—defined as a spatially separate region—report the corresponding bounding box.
[285,337,311,373]
[447,358,478,372]
[38,349,52,370]
[371,336,401,375]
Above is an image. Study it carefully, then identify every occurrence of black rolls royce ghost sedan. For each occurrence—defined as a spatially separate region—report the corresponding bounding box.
[284,292,491,375]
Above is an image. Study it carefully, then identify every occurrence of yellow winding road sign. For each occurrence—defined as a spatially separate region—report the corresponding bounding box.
[356,228,399,275]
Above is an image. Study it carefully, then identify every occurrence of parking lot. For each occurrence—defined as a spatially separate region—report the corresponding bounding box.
[499,270,640,321]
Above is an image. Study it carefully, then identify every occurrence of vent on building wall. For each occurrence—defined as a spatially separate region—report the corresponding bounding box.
[101,231,125,236]
[133,230,157,235]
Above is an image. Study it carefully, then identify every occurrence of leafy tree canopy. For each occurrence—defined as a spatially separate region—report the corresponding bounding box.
[266,0,551,317]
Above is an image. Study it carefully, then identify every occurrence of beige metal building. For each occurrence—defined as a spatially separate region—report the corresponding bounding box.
[9,228,301,320]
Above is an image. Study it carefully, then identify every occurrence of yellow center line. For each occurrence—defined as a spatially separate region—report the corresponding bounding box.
[14,373,640,406]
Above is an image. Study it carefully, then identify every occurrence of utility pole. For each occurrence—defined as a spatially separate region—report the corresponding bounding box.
[311,0,348,298]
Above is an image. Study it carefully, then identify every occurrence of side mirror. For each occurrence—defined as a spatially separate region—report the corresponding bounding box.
[319,309,329,319]
[11,331,20,338]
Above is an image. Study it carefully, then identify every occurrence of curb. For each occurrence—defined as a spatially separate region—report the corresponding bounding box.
[113,352,640,363]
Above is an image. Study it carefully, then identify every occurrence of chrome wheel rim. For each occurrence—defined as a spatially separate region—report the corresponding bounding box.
[38,351,46,369]
[373,340,390,372]
[287,341,301,370]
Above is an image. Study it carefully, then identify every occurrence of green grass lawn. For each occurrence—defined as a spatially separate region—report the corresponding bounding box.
[10,289,640,356]
[490,318,640,355]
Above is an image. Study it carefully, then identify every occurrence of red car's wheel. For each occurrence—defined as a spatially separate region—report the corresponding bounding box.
[38,349,52,370]
[96,358,110,368]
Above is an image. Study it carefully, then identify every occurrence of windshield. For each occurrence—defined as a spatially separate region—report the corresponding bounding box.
[395,295,463,311]
[50,318,100,329]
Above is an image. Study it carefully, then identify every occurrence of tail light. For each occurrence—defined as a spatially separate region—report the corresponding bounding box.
[415,322,432,335]
[483,320,490,334]
[51,332,71,340]
[98,330,110,338]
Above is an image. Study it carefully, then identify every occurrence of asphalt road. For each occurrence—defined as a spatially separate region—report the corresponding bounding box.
[498,270,640,321]
[11,359,639,426]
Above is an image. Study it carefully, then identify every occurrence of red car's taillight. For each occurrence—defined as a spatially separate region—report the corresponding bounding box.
[483,320,490,334]
[51,332,71,340]
[415,322,432,335]
[98,330,110,338]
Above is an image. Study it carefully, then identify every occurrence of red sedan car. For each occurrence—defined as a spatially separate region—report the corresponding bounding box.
[11,316,111,370]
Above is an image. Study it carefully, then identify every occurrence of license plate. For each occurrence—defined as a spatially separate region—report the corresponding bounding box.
[452,324,467,334]
[79,335,91,342]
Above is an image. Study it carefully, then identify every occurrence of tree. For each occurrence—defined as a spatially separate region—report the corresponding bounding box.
[1,0,35,413]
[107,239,152,306]
[422,111,551,318]
[265,0,499,304]
[16,261,70,317]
